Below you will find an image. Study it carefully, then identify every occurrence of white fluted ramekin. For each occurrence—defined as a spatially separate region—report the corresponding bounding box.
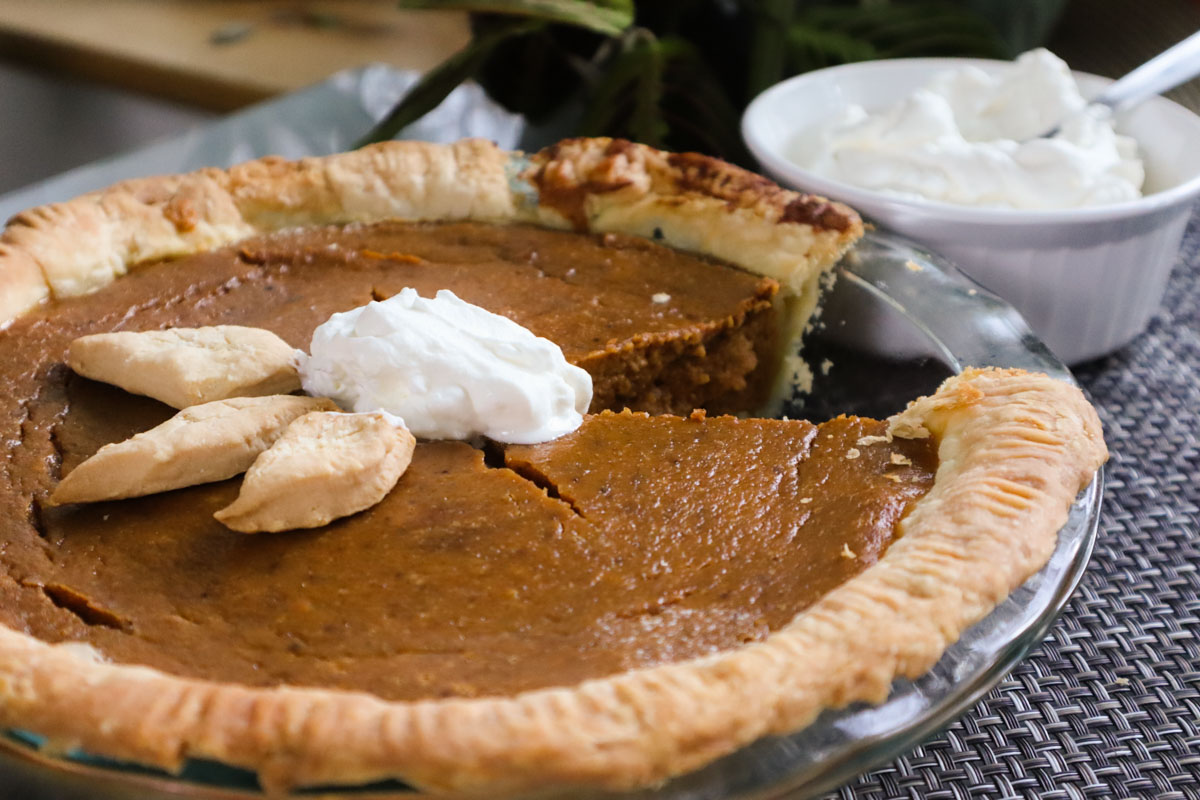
[742,58,1200,364]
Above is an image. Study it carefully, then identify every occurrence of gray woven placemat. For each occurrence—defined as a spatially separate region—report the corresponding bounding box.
[828,211,1200,799]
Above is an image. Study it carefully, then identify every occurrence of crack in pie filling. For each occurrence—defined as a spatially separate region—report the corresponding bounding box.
[0,138,1107,795]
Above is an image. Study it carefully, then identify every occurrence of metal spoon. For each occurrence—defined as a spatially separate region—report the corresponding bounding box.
[1039,29,1200,138]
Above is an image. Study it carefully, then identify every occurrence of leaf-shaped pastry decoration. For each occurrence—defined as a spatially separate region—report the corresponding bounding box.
[68,325,301,409]
[49,395,338,505]
[215,411,416,533]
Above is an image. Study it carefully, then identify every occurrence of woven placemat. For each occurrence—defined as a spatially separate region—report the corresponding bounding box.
[828,211,1200,799]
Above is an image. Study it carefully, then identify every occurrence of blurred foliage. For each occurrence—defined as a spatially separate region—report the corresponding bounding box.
[361,0,1065,164]
[965,0,1067,57]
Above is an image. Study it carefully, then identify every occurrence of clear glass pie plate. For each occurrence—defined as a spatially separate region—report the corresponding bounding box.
[0,67,1103,800]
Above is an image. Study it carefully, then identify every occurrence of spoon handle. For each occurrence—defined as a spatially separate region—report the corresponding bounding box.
[1092,29,1200,111]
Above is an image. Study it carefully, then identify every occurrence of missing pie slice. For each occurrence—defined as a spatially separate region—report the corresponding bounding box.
[0,138,1105,795]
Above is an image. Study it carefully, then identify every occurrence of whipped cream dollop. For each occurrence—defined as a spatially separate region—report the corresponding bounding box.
[298,289,593,444]
[797,49,1144,209]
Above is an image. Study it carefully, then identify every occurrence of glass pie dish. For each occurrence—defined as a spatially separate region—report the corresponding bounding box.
[0,67,1102,799]
[0,229,1103,800]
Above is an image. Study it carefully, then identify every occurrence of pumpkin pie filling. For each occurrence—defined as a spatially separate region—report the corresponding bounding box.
[237,220,782,415]
[0,219,937,703]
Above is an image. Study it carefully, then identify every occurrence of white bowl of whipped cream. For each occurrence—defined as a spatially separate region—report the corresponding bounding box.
[742,49,1200,364]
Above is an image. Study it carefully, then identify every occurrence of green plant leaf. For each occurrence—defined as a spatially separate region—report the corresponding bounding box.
[579,32,750,163]
[747,0,796,98]
[964,0,1066,56]
[786,2,1005,74]
[398,0,633,36]
[579,28,668,145]
[355,18,545,146]
[470,21,598,122]
[787,24,878,72]
[371,0,1023,164]
[801,3,1002,45]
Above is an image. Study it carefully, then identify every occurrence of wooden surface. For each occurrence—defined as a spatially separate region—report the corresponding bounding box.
[1048,0,1200,111]
[0,0,470,111]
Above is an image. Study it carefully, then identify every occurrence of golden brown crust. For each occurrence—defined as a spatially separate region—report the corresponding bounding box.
[0,367,1105,795]
[524,137,859,244]
[0,139,860,410]
[0,140,516,310]
[522,139,862,263]
[0,242,50,324]
[0,138,858,314]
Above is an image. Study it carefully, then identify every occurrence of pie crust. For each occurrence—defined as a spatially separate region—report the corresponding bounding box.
[0,139,1106,795]
[0,137,859,404]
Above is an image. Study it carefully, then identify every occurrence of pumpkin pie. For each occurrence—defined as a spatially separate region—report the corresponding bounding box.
[0,138,1106,795]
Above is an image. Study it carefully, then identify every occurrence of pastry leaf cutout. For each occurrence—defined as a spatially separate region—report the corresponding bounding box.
[68,326,301,409]
[49,395,337,505]
[215,411,416,533]
[57,327,416,533]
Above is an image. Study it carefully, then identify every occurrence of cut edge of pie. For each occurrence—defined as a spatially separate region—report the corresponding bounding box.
[0,139,1107,795]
